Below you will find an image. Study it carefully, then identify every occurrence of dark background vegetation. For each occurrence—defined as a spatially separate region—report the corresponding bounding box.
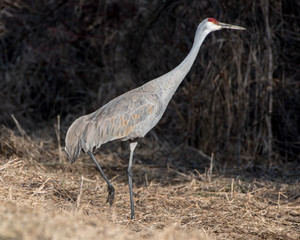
[0,0,299,173]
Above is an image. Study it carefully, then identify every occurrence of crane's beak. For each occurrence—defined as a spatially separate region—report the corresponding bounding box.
[219,22,246,31]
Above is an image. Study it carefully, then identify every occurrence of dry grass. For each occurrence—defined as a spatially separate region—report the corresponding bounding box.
[1,0,299,166]
[0,127,299,240]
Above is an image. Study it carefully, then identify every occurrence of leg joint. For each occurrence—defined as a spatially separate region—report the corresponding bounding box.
[130,142,138,151]
[127,167,133,178]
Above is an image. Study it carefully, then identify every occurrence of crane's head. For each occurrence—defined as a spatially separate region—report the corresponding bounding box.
[205,18,246,32]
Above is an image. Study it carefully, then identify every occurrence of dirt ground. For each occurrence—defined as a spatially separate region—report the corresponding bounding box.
[0,127,299,240]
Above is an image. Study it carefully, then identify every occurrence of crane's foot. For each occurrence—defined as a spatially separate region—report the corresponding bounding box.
[106,185,115,206]
[130,211,135,220]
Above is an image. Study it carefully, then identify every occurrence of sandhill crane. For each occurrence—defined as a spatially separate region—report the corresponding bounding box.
[65,18,246,219]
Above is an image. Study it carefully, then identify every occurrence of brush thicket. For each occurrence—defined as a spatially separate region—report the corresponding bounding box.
[0,0,299,169]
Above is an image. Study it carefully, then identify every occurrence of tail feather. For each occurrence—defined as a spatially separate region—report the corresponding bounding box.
[65,116,86,163]
[65,144,81,163]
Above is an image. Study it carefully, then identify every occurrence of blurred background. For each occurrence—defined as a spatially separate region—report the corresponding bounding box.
[0,0,299,174]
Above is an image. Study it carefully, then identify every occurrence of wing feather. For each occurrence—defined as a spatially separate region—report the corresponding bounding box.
[82,90,163,152]
[65,85,164,162]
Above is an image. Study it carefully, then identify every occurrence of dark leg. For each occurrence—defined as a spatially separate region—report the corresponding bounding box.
[128,142,137,220]
[87,151,115,206]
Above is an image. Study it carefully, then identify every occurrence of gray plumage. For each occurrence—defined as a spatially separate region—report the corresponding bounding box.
[65,18,246,219]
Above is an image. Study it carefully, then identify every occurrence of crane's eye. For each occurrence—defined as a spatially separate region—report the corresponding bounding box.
[208,18,219,25]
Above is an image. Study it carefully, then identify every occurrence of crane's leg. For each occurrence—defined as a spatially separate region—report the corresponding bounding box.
[87,151,115,206]
[128,142,137,220]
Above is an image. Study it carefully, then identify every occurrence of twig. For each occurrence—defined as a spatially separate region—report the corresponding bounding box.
[186,146,211,162]
[31,178,51,197]
[167,164,193,180]
[11,114,28,138]
[207,152,214,182]
[55,115,63,163]
[0,158,23,171]
[77,176,84,209]
[231,178,235,200]
[277,192,288,208]
[262,0,274,162]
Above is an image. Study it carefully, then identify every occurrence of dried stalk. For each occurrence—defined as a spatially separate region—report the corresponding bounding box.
[262,0,274,162]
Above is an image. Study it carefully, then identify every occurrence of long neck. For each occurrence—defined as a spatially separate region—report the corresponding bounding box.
[175,26,209,77]
[154,23,211,103]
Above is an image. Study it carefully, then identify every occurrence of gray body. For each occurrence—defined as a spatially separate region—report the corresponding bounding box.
[65,18,246,219]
